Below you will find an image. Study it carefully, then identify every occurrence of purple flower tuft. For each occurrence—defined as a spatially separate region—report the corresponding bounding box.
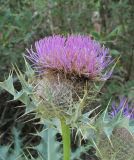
[110,97,134,120]
[27,35,112,80]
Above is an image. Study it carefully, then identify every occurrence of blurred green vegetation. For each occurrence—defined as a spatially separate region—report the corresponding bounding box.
[0,0,134,102]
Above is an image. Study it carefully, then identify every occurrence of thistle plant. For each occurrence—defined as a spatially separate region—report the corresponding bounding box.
[96,97,134,160]
[1,34,133,160]
[27,35,111,80]
[110,97,134,120]
[26,35,112,160]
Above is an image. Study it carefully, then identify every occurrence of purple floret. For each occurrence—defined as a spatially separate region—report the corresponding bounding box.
[27,35,112,80]
[110,97,134,120]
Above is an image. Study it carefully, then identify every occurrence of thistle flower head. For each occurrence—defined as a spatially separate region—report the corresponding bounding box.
[27,35,112,80]
[110,97,134,119]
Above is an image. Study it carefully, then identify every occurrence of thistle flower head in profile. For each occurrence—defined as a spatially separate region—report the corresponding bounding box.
[26,35,114,119]
[27,35,112,81]
[110,97,134,120]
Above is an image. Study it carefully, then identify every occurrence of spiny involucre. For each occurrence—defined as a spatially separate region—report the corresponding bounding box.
[27,35,112,81]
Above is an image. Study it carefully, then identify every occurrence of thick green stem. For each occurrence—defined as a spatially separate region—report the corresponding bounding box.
[61,119,71,160]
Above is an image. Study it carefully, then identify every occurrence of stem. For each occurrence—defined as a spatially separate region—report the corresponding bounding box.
[61,118,71,160]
